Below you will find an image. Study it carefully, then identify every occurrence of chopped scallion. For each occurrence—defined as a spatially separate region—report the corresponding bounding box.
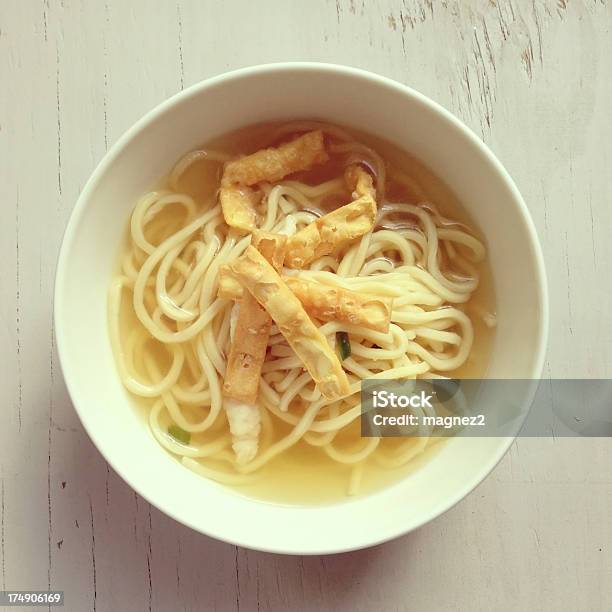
[168,424,191,445]
[336,331,351,360]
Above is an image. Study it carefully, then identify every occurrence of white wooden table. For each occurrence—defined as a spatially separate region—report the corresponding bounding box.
[1,1,610,610]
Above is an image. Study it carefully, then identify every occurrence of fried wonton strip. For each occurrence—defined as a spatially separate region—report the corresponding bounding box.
[223,233,287,464]
[252,231,287,270]
[220,131,329,231]
[284,277,393,333]
[344,164,376,199]
[219,186,260,233]
[223,232,287,404]
[284,196,377,268]
[224,398,262,465]
[222,130,328,187]
[228,246,351,400]
[218,266,244,300]
[218,270,392,332]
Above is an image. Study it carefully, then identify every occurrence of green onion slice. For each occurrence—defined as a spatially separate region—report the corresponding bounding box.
[336,331,351,360]
[168,424,191,445]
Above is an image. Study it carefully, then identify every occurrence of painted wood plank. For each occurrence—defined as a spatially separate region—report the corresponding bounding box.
[0,1,609,610]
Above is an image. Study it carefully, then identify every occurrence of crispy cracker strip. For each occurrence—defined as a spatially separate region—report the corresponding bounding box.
[224,398,261,464]
[219,271,392,333]
[228,247,351,400]
[220,131,329,231]
[222,131,328,187]
[252,231,287,270]
[344,164,376,199]
[284,277,392,333]
[218,266,244,300]
[223,232,287,404]
[284,196,377,268]
[219,186,260,233]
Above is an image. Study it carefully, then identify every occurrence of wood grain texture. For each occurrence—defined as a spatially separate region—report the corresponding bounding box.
[0,1,610,610]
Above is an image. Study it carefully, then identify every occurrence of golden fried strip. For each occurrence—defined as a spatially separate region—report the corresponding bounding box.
[223,232,287,404]
[228,247,351,400]
[219,186,260,233]
[219,270,392,333]
[345,164,376,199]
[218,266,244,300]
[220,131,329,232]
[222,130,328,187]
[218,232,287,301]
[284,277,392,333]
[284,195,377,268]
[252,231,287,270]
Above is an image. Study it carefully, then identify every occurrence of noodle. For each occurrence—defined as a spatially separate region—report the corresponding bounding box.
[108,122,495,500]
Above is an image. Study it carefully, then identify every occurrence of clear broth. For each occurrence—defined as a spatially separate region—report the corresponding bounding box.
[119,122,497,505]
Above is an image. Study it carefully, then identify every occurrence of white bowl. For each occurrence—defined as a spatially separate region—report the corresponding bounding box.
[55,63,548,554]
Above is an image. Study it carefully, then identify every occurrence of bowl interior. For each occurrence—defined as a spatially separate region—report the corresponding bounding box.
[55,64,547,554]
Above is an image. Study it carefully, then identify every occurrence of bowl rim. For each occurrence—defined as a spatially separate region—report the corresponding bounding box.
[54,61,549,554]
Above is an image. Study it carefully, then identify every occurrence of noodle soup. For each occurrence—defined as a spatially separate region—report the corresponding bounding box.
[109,121,496,504]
